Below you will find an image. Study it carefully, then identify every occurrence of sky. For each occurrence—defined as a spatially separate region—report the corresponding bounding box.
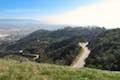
[0,0,120,28]
[0,0,96,18]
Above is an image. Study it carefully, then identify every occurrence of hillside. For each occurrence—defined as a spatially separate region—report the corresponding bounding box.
[86,28,120,71]
[0,59,120,80]
[1,27,120,71]
[6,27,105,50]
[1,27,105,65]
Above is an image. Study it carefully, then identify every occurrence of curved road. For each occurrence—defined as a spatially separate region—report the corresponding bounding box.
[71,42,91,68]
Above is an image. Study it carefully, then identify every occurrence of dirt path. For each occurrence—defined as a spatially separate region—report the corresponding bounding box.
[71,42,91,68]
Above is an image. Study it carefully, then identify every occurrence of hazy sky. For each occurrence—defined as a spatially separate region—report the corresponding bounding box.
[0,0,120,28]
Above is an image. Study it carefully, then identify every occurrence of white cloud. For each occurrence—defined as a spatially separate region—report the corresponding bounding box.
[42,0,120,28]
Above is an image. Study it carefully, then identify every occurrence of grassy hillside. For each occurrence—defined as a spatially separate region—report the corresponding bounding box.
[0,59,120,80]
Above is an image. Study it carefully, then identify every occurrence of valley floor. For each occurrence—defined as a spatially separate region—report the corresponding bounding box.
[0,59,120,80]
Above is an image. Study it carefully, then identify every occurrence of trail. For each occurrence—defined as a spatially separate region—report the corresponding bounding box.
[71,42,91,68]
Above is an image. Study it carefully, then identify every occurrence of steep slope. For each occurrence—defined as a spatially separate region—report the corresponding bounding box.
[0,59,120,80]
[86,28,120,71]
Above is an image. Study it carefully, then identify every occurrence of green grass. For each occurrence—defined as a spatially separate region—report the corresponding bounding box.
[0,59,120,80]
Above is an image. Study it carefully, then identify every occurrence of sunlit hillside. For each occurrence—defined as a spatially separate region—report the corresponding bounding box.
[0,59,120,80]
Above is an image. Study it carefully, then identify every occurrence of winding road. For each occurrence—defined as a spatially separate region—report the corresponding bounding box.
[71,42,91,68]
